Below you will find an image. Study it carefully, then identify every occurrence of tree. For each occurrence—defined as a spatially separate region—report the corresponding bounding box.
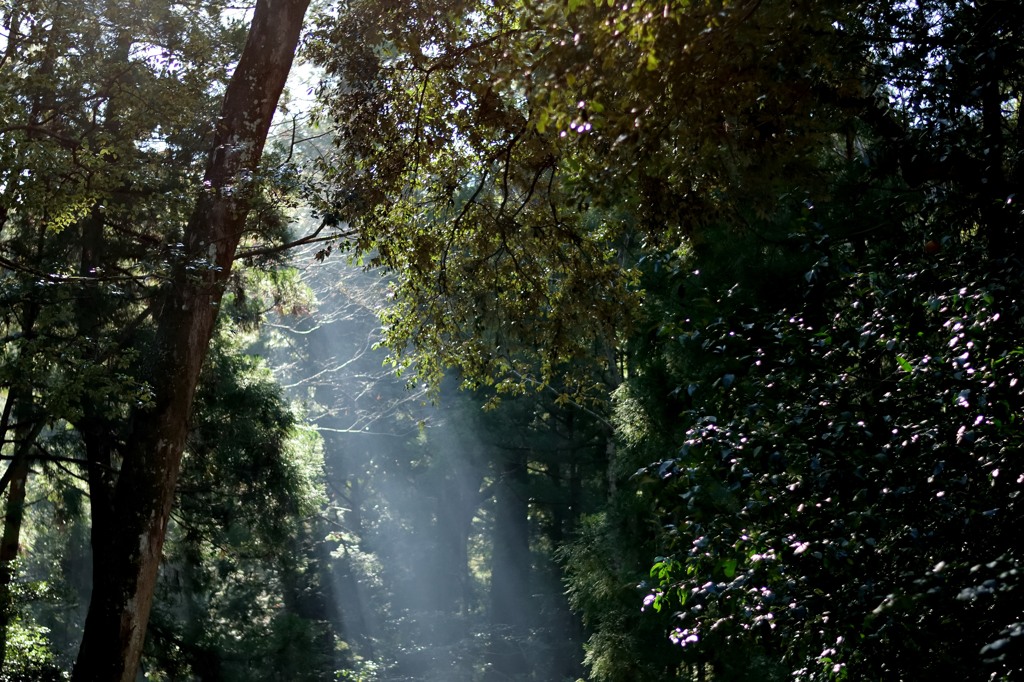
[0,0,283,673]
[0,0,316,676]
[0,316,331,680]
[308,0,1024,679]
[305,0,636,400]
[70,1,311,678]
[583,1,1024,678]
[147,328,332,681]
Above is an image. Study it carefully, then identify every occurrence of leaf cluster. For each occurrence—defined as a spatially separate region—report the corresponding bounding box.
[640,235,1024,679]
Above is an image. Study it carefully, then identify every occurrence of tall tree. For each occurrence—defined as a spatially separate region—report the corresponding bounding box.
[2,0,249,669]
[71,0,311,678]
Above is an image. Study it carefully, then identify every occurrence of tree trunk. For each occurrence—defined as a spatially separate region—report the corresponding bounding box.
[487,450,531,680]
[0,408,42,671]
[435,465,483,615]
[0,260,43,673]
[0,392,45,672]
[604,343,622,500]
[0,449,30,672]
[71,1,310,679]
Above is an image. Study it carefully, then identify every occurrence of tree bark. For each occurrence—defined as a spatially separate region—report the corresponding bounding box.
[0,400,43,672]
[0,245,43,673]
[71,1,310,679]
[487,450,531,680]
[0,448,30,672]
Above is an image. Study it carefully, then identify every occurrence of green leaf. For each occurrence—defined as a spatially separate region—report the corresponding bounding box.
[535,110,549,134]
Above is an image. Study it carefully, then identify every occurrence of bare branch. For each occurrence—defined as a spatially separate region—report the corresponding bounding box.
[235,220,356,260]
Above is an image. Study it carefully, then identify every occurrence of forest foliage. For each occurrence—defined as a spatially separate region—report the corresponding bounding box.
[2,0,1024,680]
